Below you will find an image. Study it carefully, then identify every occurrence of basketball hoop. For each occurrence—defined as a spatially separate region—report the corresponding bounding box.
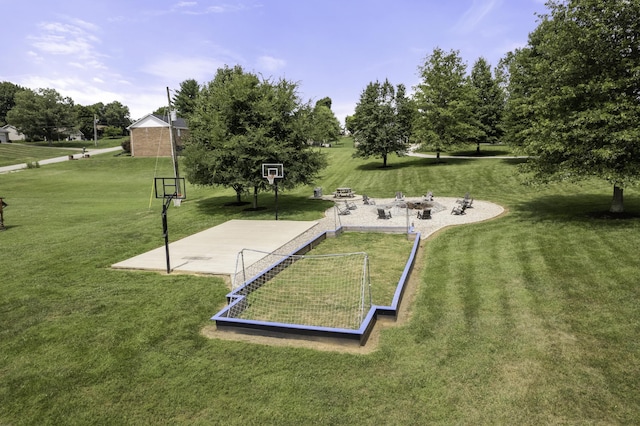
[267,174,276,185]
[261,163,284,220]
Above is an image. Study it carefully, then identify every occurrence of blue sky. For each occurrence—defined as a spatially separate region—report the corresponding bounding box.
[2,0,548,124]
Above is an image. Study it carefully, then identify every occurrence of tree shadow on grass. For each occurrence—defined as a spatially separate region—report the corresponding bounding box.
[194,193,331,219]
[512,193,640,223]
[356,156,528,171]
[355,157,479,171]
[447,149,514,157]
[194,195,258,217]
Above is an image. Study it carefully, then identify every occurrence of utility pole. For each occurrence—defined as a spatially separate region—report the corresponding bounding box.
[167,87,179,180]
[93,114,98,147]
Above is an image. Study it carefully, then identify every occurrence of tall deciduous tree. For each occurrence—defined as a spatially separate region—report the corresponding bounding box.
[351,79,413,167]
[413,47,480,159]
[315,96,332,110]
[0,81,24,126]
[103,101,131,134]
[344,115,355,135]
[183,65,326,208]
[310,102,341,146]
[6,88,75,143]
[74,104,97,139]
[173,79,199,118]
[470,57,505,151]
[503,0,640,213]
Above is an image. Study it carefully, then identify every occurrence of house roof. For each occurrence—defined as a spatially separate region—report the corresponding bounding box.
[127,113,188,130]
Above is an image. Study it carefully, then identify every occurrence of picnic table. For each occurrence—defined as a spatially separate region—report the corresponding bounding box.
[333,187,354,198]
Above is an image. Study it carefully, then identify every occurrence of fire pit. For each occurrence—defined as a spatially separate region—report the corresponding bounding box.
[406,201,435,210]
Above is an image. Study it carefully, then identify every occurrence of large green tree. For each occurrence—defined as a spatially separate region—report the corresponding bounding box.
[173,79,199,118]
[503,0,640,213]
[413,47,480,159]
[74,104,98,140]
[103,101,131,134]
[183,65,326,208]
[0,81,24,126]
[6,88,75,143]
[351,79,413,167]
[469,57,505,151]
[309,102,341,146]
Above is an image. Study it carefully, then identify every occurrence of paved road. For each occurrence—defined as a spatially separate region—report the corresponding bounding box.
[0,146,123,174]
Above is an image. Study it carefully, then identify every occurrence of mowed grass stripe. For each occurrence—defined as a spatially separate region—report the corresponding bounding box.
[1,137,639,423]
[0,143,78,166]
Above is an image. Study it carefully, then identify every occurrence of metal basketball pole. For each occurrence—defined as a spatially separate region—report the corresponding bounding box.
[162,195,173,274]
[274,181,278,220]
[154,177,186,275]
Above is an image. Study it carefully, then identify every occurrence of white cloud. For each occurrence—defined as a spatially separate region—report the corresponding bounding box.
[28,19,105,72]
[169,2,257,15]
[67,17,100,33]
[331,101,355,127]
[454,0,502,34]
[18,74,159,119]
[257,55,286,72]
[141,56,225,82]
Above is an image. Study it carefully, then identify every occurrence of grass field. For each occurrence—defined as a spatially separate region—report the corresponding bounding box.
[0,144,78,167]
[0,138,639,424]
[0,138,126,167]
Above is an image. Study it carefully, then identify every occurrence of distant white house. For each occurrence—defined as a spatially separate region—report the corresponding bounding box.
[1,125,26,142]
[66,129,85,141]
[0,127,9,143]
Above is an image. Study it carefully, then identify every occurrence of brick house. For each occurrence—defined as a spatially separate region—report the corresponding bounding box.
[127,113,189,157]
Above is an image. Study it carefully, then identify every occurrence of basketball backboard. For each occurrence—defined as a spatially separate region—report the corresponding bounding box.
[261,163,284,179]
[154,177,186,199]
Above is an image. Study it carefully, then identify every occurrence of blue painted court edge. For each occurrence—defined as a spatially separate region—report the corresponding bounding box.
[212,229,421,346]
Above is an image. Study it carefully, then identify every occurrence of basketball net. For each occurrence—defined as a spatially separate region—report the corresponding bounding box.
[267,174,276,185]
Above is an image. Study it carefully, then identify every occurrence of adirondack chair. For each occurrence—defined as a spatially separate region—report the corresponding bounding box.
[362,194,376,205]
[457,192,473,208]
[417,208,431,219]
[377,208,392,219]
[451,204,466,215]
[337,204,351,215]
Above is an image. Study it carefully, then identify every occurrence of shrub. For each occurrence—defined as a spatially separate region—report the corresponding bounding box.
[103,126,123,138]
[121,138,131,153]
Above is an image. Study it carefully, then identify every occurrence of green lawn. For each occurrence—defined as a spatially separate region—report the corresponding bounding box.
[0,139,638,424]
[0,138,126,167]
[0,144,78,167]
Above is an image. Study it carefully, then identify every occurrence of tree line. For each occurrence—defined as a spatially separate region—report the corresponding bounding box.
[3,0,638,213]
[348,0,640,213]
[347,49,505,166]
[177,67,336,209]
[0,82,132,144]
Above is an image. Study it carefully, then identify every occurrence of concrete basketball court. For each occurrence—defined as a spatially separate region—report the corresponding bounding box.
[111,219,318,275]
